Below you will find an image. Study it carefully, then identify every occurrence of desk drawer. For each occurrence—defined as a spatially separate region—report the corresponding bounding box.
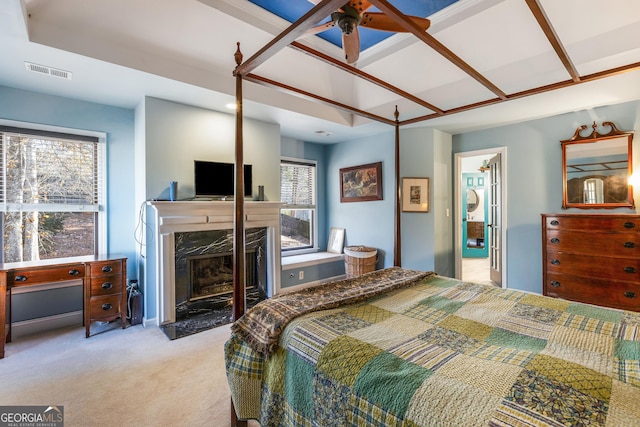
[88,275,122,296]
[8,264,85,287]
[88,260,123,277]
[89,295,122,320]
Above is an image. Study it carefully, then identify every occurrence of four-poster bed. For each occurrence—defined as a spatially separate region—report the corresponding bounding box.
[226,1,640,425]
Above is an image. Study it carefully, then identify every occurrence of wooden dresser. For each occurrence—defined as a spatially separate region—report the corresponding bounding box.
[0,254,127,359]
[542,214,639,311]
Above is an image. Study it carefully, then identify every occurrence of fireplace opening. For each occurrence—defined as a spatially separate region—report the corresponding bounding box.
[188,251,257,301]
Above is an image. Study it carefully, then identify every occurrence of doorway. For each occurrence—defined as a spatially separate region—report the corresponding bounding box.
[454,147,507,288]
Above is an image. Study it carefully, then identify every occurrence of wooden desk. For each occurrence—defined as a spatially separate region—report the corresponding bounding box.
[0,254,127,359]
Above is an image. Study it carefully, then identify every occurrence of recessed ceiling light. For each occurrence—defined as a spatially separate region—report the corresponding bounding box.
[315,130,332,136]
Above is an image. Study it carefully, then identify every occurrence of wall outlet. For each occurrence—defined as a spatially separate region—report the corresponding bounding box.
[298,271,304,280]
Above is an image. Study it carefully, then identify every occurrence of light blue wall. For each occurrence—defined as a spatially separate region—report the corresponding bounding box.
[281,137,328,249]
[326,130,397,268]
[324,127,453,274]
[143,97,281,202]
[453,100,640,293]
[0,85,137,271]
[140,97,282,321]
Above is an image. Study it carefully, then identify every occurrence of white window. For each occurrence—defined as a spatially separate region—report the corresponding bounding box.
[280,159,317,254]
[0,124,105,263]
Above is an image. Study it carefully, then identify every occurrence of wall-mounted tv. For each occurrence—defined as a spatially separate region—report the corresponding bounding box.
[194,160,252,198]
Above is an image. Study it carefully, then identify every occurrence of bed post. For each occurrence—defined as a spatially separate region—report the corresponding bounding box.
[231,42,249,427]
[394,106,402,267]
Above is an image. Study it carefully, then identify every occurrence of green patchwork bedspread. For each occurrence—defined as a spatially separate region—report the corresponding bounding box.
[225,270,640,426]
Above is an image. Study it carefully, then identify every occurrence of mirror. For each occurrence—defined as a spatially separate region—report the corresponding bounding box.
[562,121,634,209]
[467,189,479,212]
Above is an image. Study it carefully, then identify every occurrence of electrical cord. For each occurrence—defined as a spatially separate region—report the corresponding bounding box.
[126,281,140,321]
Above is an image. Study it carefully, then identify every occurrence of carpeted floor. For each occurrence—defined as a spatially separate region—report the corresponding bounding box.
[0,323,259,427]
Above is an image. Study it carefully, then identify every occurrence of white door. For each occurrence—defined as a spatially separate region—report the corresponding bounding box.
[488,154,502,286]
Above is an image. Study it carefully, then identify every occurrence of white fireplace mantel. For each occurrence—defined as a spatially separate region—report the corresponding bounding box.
[147,200,282,325]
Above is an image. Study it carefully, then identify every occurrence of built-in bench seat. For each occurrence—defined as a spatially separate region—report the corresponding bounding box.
[279,252,345,293]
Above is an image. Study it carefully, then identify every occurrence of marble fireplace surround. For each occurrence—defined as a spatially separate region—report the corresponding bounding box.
[148,201,282,325]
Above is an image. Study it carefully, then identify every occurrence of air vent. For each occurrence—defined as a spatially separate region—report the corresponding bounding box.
[24,62,72,80]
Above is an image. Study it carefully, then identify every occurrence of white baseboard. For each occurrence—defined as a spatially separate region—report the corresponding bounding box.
[11,311,83,339]
[143,316,157,327]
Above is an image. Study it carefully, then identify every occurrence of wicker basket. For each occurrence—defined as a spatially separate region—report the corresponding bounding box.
[344,246,377,278]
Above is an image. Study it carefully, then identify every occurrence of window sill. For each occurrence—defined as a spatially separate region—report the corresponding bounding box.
[281,252,344,270]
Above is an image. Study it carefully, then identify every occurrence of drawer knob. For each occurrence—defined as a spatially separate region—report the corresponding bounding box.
[624,291,637,299]
[550,238,560,244]
[550,281,561,287]
[101,303,112,311]
[624,267,636,274]
[14,275,27,282]
[69,269,80,276]
[101,282,113,290]
[551,259,560,265]
[550,220,559,226]
[624,222,636,229]
[624,242,636,249]
[101,265,113,273]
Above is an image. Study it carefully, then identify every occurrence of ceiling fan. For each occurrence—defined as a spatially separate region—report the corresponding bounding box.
[304,1,431,64]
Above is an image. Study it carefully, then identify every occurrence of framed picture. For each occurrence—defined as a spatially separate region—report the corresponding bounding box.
[339,162,383,202]
[327,227,345,253]
[402,177,429,213]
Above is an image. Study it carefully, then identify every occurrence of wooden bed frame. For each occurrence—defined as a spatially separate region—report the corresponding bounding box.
[226,1,640,424]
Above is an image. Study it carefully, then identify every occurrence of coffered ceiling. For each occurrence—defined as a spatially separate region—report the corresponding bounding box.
[1,0,640,142]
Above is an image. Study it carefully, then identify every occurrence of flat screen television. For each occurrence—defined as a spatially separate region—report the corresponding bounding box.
[194,160,252,198]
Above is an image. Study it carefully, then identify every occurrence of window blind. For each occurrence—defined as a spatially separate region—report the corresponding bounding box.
[0,129,100,210]
[280,160,315,207]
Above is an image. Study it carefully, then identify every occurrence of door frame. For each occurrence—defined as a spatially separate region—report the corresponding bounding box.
[454,147,508,288]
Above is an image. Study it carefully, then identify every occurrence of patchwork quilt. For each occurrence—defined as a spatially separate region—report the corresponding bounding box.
[225,269,640,426]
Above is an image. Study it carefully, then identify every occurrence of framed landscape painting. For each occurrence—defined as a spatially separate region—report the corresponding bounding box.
[339,162,383,202]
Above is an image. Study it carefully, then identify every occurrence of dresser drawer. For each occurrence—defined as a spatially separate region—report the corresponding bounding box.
[88,260,123,277]
[8,264,85,287]
[545,229,640,257]
[88,275,123,296]
[546,251,640,282]
[545,215,640,232]
[89,294,122,320]
[545,273,639,311]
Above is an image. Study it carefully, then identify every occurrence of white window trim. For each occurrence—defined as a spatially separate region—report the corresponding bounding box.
[0,118,108,255]
[281,156,318,257]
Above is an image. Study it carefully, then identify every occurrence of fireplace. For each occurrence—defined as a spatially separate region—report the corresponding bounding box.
[146,200,282,326]
[174,228,267,321]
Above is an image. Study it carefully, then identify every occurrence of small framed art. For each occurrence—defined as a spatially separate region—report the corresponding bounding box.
[327,227,345,253]
[402,177,429,213]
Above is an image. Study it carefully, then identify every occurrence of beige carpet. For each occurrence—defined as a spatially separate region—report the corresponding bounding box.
[0,323,260,426]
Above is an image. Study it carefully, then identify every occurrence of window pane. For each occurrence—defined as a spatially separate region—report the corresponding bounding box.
[2,134,98,205]
[2,211,95,263]
[281,162,314,205]
[281,209,313,250]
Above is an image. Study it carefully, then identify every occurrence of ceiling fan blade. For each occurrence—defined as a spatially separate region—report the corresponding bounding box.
[360,12,430,32]
[342,27,360,64]
[302,20,336,37]
[348,0,373,14]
